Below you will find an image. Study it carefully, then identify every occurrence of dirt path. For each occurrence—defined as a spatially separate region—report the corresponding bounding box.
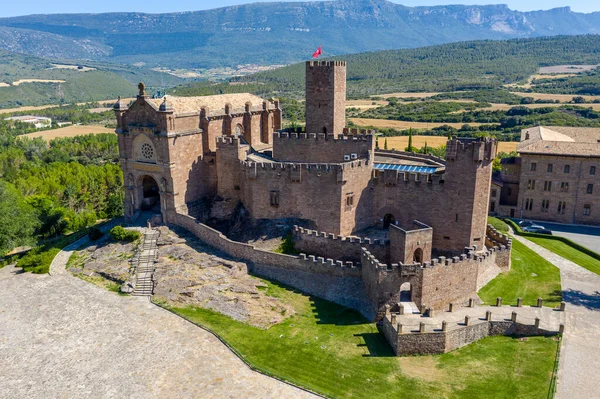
[511,235,600,399]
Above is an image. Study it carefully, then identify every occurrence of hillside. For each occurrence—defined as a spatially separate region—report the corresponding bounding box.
[0,50,183,109]
[172,35,600,98]
[1,1,600,68]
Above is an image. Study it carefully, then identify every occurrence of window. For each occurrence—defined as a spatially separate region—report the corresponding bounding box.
[527,179,536,190]
[269,191,280,207]
[560,182,569,192]
[564,165,570,173]
[587,184,594,194]
[490,202,496,212]
[525,198,534,211]
[491,189,497,198]
[345,193,354,210]
[543,181,552,192]
[541,199,550,212]
[583,204,591,216]
[557,201,566,214]
[591,166,596,176]
[547,164,553,173]
[531,162,537,172]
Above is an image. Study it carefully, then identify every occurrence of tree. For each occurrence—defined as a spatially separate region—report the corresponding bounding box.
[405,129,416,152]
[0,181,37,256]
[384,138,388,150]
[422,141,428,154]
[572,96,586,104]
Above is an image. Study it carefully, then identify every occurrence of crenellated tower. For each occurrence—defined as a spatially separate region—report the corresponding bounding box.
[305,60,347,135]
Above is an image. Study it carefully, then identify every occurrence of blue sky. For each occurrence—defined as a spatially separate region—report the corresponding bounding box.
[0,1,598,18]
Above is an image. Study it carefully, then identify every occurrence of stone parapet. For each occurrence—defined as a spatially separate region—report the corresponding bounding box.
[381,307,563,356]
[293,225,388,263]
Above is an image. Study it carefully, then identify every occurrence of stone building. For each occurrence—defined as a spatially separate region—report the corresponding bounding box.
[490,126,600,225]
[115,61,507,323]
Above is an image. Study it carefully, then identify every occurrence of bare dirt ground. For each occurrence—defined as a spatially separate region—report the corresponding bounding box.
[49,64,96,72]
[22,125,115,140]
[376,136,517,152]
[70,226,295,328]
[372,92,440,99]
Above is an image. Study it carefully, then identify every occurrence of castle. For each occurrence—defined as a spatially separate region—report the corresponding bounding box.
[114,61,512,339]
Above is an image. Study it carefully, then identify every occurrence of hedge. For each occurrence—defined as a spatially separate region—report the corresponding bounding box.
[503,218,600,262]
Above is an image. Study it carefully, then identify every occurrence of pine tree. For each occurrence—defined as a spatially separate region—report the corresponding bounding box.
[384,138,388,150]
[406,129,413,152]
[423,141,428,154]
[447,131,452,140]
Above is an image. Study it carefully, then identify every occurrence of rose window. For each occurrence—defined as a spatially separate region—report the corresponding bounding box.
[141,143,154,160]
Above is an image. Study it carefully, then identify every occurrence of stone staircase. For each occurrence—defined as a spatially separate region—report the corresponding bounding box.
[131,229,159,297]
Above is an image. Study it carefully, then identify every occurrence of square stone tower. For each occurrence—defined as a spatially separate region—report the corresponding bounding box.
[305,60,347,135]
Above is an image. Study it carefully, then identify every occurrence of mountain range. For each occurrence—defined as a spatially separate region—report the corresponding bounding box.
[0,0,599,69]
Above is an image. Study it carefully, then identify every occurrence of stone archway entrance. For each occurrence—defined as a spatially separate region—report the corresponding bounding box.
[140,175,161,212]
[399,282,412,302]
[383,213,396,229]
[413,248,423,264]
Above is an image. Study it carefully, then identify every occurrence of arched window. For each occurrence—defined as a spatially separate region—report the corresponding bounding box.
[235,124,244,135]
[413,248,423,264]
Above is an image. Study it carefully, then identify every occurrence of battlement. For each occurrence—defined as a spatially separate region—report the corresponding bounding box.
[274,132,373,141]
[307,60,347,67]
[446,137,497,162]
[293,225,388,246]
[361,248,416,273]
[299,253,360,269]
[241,158,369,172]
[486,224,512,248]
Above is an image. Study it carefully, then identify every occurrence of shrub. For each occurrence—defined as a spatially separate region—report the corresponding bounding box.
[109,226,140,242]
[88,227,103,241]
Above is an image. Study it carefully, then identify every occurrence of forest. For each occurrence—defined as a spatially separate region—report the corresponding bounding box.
[0,132,122,258]
[171,35,600,99]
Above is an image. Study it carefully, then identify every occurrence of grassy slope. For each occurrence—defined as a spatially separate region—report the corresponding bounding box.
[165,280,558,399]
[479,239,562,307]
[525,236,600,276]
[488,217,509,233]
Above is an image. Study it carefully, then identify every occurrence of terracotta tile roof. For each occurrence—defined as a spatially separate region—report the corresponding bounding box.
[148,93,267,115]
[518,126,600,157]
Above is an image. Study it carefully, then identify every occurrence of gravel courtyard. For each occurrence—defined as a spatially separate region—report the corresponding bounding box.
[0,265,316,399]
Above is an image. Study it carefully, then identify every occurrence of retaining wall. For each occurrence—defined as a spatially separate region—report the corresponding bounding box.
[169,212,374,318]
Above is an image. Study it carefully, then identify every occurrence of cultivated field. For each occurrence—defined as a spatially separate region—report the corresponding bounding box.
[49,64,96,72]
[510,92,600,103]
[12,79,66,86]
[23,125,115,141]
[372,92,441,99]
[376,135,517,153]
[538,64,600,74]
[0,98,134,114]
[350,117,486,130]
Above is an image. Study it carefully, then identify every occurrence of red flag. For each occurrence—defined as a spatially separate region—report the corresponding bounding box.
[312,45,323,59]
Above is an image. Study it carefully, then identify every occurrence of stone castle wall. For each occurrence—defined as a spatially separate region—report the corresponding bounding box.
[381,311,559,356]
[168,212,376,318]
[292,225,388,263]
[272,132,374,164]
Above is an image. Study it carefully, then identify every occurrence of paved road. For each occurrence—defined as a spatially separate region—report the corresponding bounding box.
[511,219,600,253]
[512,235,600,399]
[0,265,317,399]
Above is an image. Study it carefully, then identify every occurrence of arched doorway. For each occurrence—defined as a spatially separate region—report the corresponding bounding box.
[141,175,160,212]
[413,248,423,264]
[383,213,396,229]
[400,282,412,302]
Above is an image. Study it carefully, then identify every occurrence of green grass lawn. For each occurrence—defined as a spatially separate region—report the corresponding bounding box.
[526,236,600,276]
[488,217,509,233]
[162,280,559,399]
[479,239,562,307]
